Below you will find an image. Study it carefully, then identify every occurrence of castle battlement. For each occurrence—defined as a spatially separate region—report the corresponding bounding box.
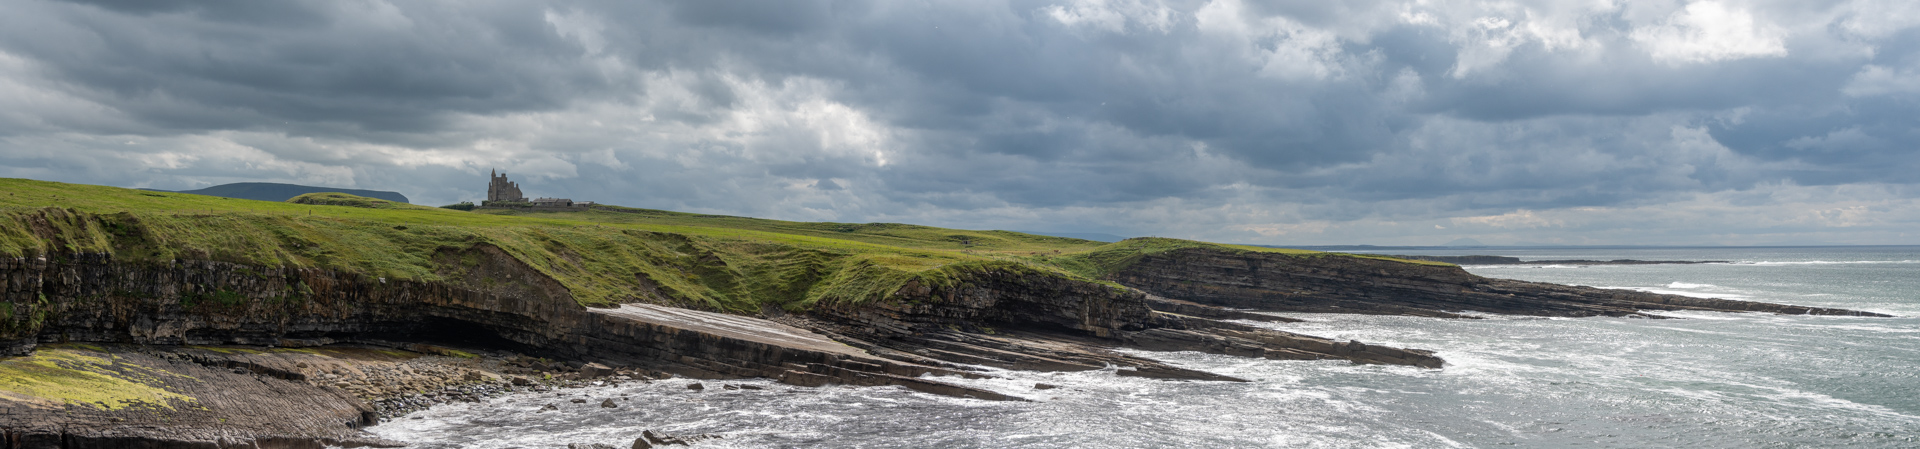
[486,169,525,203]
[481,170,592,209]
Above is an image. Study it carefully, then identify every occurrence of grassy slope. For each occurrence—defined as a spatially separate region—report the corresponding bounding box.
[0,178,1446,313]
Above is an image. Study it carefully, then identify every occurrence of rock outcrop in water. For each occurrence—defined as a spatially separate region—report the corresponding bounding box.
[793,269,1440,382]
[1110,248,1890,318]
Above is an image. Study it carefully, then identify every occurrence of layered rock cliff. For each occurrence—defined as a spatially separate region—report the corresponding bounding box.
[0,248,1012,447]
[1108,248,1891,318]
[0,246,1448,447]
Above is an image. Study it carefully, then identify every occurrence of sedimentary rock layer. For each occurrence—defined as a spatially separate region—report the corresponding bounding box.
[0,249,1018,446]
[1110,248,1891,318]
[800,269,1442,375]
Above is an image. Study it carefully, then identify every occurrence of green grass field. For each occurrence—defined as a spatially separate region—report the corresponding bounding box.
[0,178,1446,312]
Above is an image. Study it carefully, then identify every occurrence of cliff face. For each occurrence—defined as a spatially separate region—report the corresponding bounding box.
[0,246,580,356]
[0,248,1018,447]
[2,245,1454,447]
[819,270,1154,339]
[1109,248,1891,318]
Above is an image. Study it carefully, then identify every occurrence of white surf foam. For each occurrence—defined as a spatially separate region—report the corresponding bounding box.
[1594,285,1754,300]
[1739,260,1919,265]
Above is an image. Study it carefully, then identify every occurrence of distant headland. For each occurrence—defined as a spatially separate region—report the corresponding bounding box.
[144,182,410,204]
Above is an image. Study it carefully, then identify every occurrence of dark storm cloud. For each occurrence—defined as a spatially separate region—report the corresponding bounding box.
[3,0,631,139]
[3,0,1919,244]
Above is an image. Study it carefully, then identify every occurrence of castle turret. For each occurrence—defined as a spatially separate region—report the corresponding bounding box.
[487,170,525,202]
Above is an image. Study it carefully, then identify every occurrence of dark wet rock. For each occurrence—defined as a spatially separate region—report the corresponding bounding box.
[1111,248,1890,318]
[686,382,705,391]
[794,268,1445,380]
[570,398,587,403]
[1144,295,1302,323]
[640,429,722,446]
[511,376,535,386]
[582,362,615,377]
[722,384,739,390]
[570,443,617,449]
[737,384,763,390]
[1033,383,1058,390]
[601,398,617,408]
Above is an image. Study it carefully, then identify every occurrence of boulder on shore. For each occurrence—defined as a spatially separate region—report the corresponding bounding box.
[582,362,616,377]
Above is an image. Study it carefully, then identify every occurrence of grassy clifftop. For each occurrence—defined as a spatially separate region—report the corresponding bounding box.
[0,178,1444,312]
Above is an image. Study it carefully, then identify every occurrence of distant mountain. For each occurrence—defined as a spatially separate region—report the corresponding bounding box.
[1016,231,1128,242]
[151,182,410,204]
[1442,238,1487,247]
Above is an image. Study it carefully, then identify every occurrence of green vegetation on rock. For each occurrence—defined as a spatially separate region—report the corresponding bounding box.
[0,345,197,410]
[0,177,1445,313]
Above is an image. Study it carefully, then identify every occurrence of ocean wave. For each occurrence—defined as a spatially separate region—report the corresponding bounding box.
[1736,260,1920,265]
[1665,282,1719,290]
[1594,285,1753,300]
[1473,264,1586,269]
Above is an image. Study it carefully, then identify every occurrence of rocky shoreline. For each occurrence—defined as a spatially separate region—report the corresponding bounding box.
[0,341,723,448]
[0,246,1890,447]
[1389,255,1731,265]
[1112,249,1888,318]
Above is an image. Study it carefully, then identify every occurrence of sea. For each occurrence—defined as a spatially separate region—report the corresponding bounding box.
[366,246,1920,448]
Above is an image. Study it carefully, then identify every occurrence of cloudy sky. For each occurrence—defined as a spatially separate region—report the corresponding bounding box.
[3,0,1917,246]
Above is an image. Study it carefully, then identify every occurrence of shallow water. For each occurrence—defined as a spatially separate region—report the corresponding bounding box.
[369,247,1920,448]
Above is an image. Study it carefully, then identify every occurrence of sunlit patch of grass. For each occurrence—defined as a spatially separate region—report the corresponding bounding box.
[0,347,197,411]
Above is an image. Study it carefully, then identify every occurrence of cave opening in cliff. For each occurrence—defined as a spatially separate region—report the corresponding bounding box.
[420,317,537,352]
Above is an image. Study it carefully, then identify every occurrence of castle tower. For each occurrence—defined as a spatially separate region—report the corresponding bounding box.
[487,169,525,202]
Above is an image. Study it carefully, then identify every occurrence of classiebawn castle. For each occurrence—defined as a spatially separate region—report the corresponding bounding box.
[482,170,593,208]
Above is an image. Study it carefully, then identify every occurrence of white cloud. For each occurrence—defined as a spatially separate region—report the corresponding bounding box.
[1196,0,1348,81]
[1233,221,1331,237]
[1043,0,1176,34]
[1783,127,1879,152]
[1843,64,1920,96]
[544,8,607,56]
[1832,0,1920,38]
[1631,1,1787,64]
[1452,209,1563,229]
